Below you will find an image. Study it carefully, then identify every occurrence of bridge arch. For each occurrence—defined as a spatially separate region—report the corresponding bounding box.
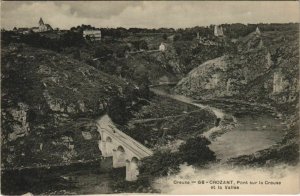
[106,136,112,142]
[98,135,114,157]
[113,145,126,168]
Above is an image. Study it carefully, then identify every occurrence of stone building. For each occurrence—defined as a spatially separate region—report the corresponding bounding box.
[13,18,52,34]
[31,27,39,33]
[38,18,53,32]
[83,30,101,41]
[214,25,224,37]
[255,26,261,36]
[13,27,31,34]
[273,70,287,93]
[159,43,166,52]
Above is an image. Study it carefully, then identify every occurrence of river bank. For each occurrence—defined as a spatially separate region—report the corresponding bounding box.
[150,87,288,163]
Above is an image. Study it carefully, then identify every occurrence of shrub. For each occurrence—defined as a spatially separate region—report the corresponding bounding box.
[107,96,131,125]
[162,34,168,40]
[94,45,113,59]
[178,136,216,166]
[138,151,182,181]
[137,137,216,184]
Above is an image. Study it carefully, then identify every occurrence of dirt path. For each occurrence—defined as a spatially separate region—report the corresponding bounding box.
[130,109,202,124]
[150,88,225,119]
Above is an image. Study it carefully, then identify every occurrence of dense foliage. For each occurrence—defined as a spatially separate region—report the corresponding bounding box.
[2,31,85,52]
[178,136,216,166]
[138,136,216,182]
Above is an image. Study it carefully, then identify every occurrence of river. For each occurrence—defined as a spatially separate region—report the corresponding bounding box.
[208,114,286,161]
[150,88,287,161]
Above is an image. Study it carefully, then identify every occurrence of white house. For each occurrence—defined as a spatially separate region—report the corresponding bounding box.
[38,18,53,32]
[214,25,224,37]
[83,30,101,41]
[273,71,286,93]
[159,43,166,52]
[255,27,261,36]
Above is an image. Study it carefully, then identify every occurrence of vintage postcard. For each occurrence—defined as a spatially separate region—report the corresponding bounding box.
[1,1,299,195]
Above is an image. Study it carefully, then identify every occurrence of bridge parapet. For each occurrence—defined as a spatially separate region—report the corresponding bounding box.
[96,114,153,181]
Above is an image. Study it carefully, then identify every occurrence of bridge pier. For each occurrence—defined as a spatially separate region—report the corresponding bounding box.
[112,146,126,168]
[126,158,139,181]
[125,160,131,180]
[99,137,114,157]
[99,140,107,157]
[105,137,113,157]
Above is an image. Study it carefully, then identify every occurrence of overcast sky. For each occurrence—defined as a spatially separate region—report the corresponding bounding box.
[1,1,299,30]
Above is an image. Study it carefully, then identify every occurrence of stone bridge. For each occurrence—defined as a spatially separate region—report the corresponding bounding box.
[96,115,153,181]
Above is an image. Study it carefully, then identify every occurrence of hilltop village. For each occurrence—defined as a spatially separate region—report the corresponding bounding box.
[1,18,299,194]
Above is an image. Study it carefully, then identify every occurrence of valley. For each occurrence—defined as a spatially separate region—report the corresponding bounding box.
[1,22,299,194]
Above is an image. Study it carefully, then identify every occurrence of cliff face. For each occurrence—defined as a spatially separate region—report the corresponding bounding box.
[174,29,299,110]
[1,43,135,169]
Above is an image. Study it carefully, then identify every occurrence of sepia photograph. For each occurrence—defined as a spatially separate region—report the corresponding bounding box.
[1,1,299,195]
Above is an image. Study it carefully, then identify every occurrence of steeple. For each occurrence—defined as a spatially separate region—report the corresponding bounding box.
[39,18,44,25]
[255,26,261,35]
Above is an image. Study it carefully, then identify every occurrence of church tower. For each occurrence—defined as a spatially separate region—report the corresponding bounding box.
[255,26,261,37]
[39,17,45,32]
[39,18,44,26]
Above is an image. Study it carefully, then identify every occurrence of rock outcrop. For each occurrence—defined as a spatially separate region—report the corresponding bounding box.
[1,43,137,169]
[174,28,299,109]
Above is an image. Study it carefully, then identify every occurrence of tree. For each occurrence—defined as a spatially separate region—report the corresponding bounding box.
[173,34,182,42]
[137,137,216,185]
[139,40,148,50]
[94,45,113,59]
[60,31,84,47]
[138,151,182,181]
[178,136,216,166]
[162,33,168,40]
[107,96,131,125]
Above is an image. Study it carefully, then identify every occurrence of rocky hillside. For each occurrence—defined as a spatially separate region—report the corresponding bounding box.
[174,28,299,112]
[174,27,299,165]
[115,37,231,85]
[58,34,230,87]
[1,43,137,169]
